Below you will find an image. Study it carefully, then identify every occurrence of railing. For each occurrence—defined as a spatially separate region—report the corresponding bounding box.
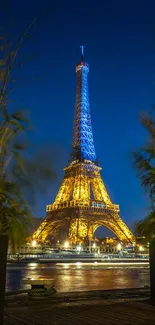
[46,200,119,212]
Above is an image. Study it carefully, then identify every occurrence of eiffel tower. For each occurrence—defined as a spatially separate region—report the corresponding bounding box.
[33,46,135,245]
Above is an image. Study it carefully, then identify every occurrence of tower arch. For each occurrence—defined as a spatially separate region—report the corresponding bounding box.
[88,219,131,242]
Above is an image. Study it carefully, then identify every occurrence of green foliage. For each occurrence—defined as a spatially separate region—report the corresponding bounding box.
[136,211,155,241]
[133,110,155,240]
[0,23,56,250]
[0,107,32,247]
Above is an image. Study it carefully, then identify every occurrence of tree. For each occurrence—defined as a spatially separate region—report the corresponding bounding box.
[0,17,56,323]
[133,110,155,304]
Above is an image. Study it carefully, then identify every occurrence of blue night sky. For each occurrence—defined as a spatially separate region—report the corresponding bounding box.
[2,0,155,234]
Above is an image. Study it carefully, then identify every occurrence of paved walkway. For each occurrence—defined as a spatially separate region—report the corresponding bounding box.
[4,299,155,325]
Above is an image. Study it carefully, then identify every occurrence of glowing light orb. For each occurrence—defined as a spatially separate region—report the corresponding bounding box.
[139,245,144,252]
[64,241,69,249]
[76,245,82,252]
[117,243,122,251]
[32,240,37,247]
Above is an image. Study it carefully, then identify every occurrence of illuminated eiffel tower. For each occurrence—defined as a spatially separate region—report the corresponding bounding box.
[33,46,135,245]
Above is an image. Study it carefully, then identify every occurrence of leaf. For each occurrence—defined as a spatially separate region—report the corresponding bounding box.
[0,103,10,122]
[13,151,25,170]
[12,110,28,123]
[13,142,27,151]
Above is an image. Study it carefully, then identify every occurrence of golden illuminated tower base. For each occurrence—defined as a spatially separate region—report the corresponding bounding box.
[32,161,135,244]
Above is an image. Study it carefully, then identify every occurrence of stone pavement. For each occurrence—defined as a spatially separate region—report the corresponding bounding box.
[4,299,155,325]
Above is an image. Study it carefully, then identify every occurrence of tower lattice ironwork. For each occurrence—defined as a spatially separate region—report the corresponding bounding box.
[32,47,135,245]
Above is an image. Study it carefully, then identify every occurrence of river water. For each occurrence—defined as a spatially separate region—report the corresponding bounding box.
[6,263,150,293]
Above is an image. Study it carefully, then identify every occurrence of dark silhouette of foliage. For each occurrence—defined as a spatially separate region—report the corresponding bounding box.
[133,110,155,240]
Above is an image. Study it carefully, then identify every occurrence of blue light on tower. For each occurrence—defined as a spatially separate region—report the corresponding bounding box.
[70,46,96,163]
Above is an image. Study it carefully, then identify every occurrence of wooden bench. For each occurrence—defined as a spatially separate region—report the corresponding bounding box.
[22,278,56,300]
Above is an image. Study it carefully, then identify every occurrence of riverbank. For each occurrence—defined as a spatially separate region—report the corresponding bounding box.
[4,288,155,325]
[5,287,150,306]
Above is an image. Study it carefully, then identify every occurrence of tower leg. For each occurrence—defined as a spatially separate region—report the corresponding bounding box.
[69,218,88,244]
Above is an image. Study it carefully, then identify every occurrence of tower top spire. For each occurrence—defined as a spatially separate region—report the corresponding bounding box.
[80,45,85,61]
